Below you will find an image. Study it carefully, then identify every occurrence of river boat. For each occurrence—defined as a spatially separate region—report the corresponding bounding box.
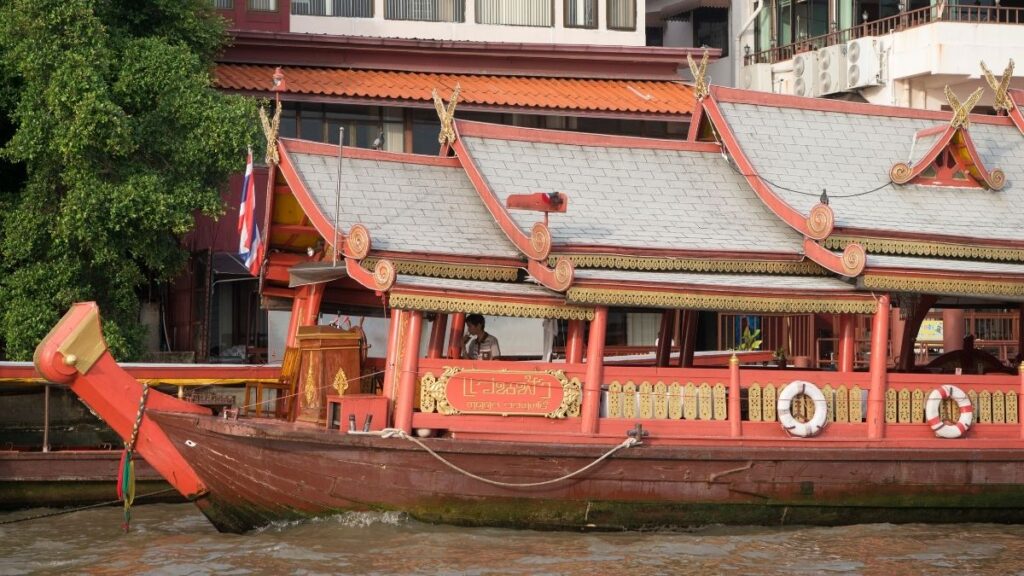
[31,81,1024,533]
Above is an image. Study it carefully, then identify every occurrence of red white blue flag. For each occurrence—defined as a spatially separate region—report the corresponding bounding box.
[238,148,264,276]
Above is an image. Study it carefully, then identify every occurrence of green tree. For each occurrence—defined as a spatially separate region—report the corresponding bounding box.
[0,0,259,360]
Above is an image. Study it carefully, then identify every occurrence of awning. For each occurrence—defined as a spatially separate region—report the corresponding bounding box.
[288,262,347,287]
[216,64,697,116]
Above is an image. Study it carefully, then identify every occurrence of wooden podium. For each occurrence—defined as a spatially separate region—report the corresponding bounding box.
[294,325,364,425]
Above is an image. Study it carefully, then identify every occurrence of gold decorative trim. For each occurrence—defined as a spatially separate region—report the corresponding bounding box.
[332,368,349,395]
[567,287,876,314]
[389,293,594,320]
[806,203,834,240]
[861,275,1024,298]
[945,85,984,129]
[687,49,710,101]
[432,83,460,147]
[303,357,318,408]
[825,235,1024,262]
[890,162,913,184]
[981,59,1015,114]
[366,258,520,282]
[551,254,827,275]
[419,367,581,418]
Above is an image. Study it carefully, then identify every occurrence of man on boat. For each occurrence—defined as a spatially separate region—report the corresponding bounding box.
[463,314,500,360]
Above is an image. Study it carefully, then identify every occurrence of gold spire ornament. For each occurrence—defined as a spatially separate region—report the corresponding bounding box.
[981,59,1015,114]
[259,100,281,166]
[687,49,711,101]
[432,83,461,147]
[944,85,983,129]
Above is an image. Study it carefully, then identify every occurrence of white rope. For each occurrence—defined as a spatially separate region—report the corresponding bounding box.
[356,428,640,488]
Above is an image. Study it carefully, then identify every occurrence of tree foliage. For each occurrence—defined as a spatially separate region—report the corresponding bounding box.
[0,0,259,360]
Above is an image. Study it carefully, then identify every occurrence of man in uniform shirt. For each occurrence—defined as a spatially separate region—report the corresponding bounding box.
[463,314,500,360]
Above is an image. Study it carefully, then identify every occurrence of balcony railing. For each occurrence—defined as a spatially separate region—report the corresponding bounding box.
[385,0,466,22]
[746,4,1024,65]
[212,0,234,9]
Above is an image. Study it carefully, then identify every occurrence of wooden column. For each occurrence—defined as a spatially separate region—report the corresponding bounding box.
[394,310,423,434]
[867,294,890,439]
[729,354,741,437]
[943,308,965,355]
[382,310,402,406]
[446,313,465,359]
[566,319,585,364]
[1019,363,1024,439]
[655,310,675,367]
[838,314,856,372]
[426,314,448,359]
[582,306,608,435]
[286,283,325,348]
[898,295,938,372]
[1018,305,1024,364]
[680,310,698,368]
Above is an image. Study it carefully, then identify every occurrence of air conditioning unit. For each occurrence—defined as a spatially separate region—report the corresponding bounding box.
[847,38,882,89]
[740,63,774,92]
[792,52,819,98]
[817,44,848,95]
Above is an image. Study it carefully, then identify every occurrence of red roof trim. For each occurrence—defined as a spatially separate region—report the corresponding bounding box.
[571,276,874,301]
[280,138,461,167]
[553,245,805,261]
[276,141,342,250]
[710,85,1016,127]
[1008,89,1024,136]
[890,126,1004,190]
[701,96,828,240]
[456,120,719,152]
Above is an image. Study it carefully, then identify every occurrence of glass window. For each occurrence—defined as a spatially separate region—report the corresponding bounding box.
[565,0,597,28]
[386,0,466,22]
[298,104,325,141]
[411,111,441,155]
[476,0,553,26]
[608,0,636,30]
[248,0,277,11]
[280,106,297,139]
[212,0,234,9]
[693,7,729,56]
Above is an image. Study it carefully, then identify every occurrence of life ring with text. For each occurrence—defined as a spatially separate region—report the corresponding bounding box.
[925,384,973,439]
[777,380,828,438]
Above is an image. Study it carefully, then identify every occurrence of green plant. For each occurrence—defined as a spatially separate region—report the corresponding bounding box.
[738,327,762,351]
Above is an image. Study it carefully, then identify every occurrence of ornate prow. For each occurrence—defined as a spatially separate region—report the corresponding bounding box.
[34,302,209,499]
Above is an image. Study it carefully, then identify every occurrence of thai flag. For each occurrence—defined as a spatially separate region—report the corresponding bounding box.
[238,149,264,276]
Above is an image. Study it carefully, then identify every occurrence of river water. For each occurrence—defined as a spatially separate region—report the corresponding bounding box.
[2,504,1024,575]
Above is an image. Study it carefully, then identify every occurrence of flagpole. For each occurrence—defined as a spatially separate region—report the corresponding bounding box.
[334,127,344,267]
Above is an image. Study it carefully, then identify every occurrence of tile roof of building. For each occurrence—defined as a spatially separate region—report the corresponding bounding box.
[284,145,521,259]
[216,64,697,116]
[573,269,858,291]
[459,134,805,255]
[864,253,1024,275]
[717,101,1024,242]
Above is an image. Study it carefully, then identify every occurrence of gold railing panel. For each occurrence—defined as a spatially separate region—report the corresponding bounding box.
[607,381,622,418]
[683,383,698,420]
[749,384,763,422]
[639,381,653,419]
[713,383,727,421]
[622,381,637,419]
[653,381,668,419]
[668,382,683,420]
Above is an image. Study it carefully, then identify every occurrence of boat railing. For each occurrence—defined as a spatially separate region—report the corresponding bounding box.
[408,358,1024,441]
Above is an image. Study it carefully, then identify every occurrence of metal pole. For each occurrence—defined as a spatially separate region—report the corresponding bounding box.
[334,127,344,267]
[42,385,50,452]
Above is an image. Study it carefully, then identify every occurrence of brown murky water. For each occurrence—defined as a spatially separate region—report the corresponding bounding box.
[2,504,1024,575]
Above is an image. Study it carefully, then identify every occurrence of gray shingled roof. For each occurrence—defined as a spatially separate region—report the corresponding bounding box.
[286,148,520,258]
[864,253,1024,275]
[573,269,857,291]
[718,102,1024,241]
[460,136,804,254]
[395,274,562,297]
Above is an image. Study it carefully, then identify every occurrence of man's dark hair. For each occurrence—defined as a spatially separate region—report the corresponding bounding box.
[466,314,486,328]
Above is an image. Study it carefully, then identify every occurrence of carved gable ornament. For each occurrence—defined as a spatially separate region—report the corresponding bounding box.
[889,86,1005,191]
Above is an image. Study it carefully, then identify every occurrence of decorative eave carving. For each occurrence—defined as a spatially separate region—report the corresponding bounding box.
[566,287,877,314]
[860,274,1024,299]
[389,293,594,320]
[451,121,575,292]
[365,258,520,282]
[338,225,395,291]
[825,235,1024,263]
[803,239,865,278]
[889,122,1006,191]
[550,254,827,275]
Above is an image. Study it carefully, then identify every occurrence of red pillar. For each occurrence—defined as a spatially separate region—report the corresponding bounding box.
[446,313,465,359]
[729,354,741,437]
[285,284,324,348]
[394,310,423,434]
[382,310,402,407]
[582,307,608,435]
[680,310,698,368]
[1019,363,1024,439]
[838,314,856,372]
[426,314,448,359]
[867,295,890,439]
[943,309,965,355]
[566,319,585,364]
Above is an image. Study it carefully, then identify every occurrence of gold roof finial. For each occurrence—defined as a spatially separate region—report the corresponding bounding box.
[258,102,282,166]
[981,59,1015,114]
[432,83,461,148]
[944,85,984,129]
[687,49,711,101]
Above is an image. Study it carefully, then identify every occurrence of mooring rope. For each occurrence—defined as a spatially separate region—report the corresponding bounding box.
[118,383,150,531]
[0,487,178,526]
[358,428,639,488]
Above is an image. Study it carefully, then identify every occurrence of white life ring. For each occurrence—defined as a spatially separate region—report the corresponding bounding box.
[925,384,973,439]
[777,380,828,438]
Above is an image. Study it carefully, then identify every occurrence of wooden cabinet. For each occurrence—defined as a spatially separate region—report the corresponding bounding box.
[294,326,364,425]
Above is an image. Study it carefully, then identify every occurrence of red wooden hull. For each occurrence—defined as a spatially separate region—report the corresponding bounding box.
[151,410,1024,533]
